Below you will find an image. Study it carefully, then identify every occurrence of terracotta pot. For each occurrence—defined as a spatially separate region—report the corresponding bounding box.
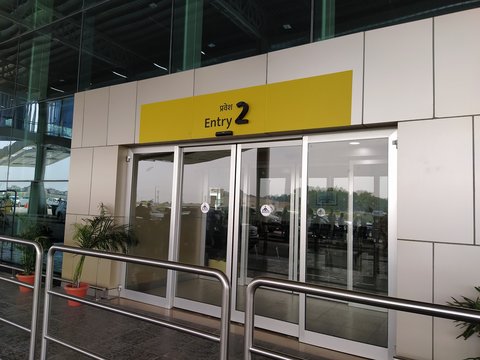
[16,273,35,293]
[64,282,89,307]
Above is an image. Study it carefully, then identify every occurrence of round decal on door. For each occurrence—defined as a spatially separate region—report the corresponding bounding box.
[316,208,326,217]
[200,202,210,213]
[260,204,273,217]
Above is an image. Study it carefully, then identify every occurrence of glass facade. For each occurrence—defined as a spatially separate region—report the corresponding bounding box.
[0,0,478,253]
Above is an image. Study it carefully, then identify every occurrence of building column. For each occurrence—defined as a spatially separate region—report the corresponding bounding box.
[313,0,335,41]
[26,0,53,216]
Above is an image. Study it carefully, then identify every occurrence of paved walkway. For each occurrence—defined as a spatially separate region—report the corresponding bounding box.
[0,276,365,360]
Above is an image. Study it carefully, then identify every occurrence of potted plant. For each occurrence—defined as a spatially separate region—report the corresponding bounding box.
[15,223,52,292]
[65,203,137,306]
[448,286,480,341]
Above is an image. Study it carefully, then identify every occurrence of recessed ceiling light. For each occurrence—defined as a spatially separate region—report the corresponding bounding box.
[349,141,360,145]
[49,86,65,93]
[112,71,127,79]
[153,63,168,71]
[201,50,206,55]
[208,43,216,48]
[283,24,292,30]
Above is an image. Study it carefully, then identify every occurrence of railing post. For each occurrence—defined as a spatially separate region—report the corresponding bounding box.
[0,236,43,360]
[29,240,43,360]
[218,270,231,360]
[244,277,480,360]
[39,245,231,360]
[40,246,55,360]
[244,280,256,360]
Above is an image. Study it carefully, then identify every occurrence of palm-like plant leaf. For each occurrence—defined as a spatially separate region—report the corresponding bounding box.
[71,203,137,287]
[447,286,480,340]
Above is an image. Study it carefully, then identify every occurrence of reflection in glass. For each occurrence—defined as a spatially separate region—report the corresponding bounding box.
[14,17,81,104]
[172,0,311,71]
[79,0,172,89]
[176,149,231,306]
[235,145,301,324]
[305,138,388,347]
[126,153,174,297]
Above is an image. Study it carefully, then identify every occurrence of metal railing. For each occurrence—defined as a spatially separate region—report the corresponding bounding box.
[0,236,43,360]
[244,277,480,360]
[41,245,231,360]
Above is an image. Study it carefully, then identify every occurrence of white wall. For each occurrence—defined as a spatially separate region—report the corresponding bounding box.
[67,7,480,359]
[364,19,433,123]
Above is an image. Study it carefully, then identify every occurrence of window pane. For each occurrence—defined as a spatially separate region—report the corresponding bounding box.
[0,38,19,107]
[0,0,83,31]
[172,0,311,71]
[79,0,172,90]
[314,0,480,40]
[14,16,81,104]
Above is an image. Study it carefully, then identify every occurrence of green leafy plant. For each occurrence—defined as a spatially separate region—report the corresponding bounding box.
[448,286,480,341]
[71,203,137,287]
[16,223,52,275]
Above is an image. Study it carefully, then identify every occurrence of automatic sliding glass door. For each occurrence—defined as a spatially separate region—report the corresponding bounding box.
[125,151,174,301]
[301,131,396,359]
[174,145,235,313]
[232,141,302,330]
[124,132,395,359]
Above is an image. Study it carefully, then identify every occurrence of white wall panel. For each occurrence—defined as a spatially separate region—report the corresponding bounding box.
[396,240,432,360]
[83,87,109,147]
[71,92,85,149]
[194,55,267,95]
[89,146,119,215]
[433,244,480,359]
[267,33,364,125]
[364,19,433,124]
[475,116,480,245]
[398,118,473,243]
[67,148,93,215]
[435,8,480,117]
[108,81,137,145]
[135,70,194,143]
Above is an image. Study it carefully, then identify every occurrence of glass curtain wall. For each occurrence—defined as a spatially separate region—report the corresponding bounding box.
[2,0,479,99]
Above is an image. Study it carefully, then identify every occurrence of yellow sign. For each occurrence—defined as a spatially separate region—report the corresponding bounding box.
[139,70,352,143]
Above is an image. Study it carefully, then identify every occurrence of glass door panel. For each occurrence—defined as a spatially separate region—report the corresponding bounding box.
[305,138,389,348]
[126,152,174,297]
[234,143,301,324]
[176,147,233,307]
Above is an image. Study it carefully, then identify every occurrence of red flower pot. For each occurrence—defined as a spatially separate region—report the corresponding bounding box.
[16,273,35,293]
[64,282,89,307]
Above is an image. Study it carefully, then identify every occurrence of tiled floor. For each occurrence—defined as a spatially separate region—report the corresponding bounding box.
[0,276,368,360]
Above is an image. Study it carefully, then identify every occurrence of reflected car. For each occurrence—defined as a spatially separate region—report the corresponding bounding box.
[46,197,60,207]
[18,197,29,207]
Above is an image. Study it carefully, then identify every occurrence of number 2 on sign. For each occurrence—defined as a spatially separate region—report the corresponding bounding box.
[235,101,249,124]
